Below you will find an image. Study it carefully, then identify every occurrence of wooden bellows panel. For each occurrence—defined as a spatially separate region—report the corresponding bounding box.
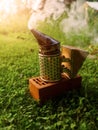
[61,45,88,79]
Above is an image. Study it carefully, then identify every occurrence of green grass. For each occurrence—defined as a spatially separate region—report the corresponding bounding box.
[0,15,98,130]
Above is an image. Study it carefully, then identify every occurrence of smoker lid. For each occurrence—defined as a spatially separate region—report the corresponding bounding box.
[31,29,60,47]
[31,29,60,54]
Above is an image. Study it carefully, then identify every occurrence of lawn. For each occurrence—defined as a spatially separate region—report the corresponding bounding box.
[0,17,98,130]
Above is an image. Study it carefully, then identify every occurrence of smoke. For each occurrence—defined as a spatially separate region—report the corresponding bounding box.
[28,0,67,29]
[60,0,87,33]
[28,0,98,44]
[28,0,87,30]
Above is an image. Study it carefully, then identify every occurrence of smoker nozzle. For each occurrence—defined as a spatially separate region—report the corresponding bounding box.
[31,29,60,55]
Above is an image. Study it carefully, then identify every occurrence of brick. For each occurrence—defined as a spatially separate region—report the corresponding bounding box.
[29,74,82,103]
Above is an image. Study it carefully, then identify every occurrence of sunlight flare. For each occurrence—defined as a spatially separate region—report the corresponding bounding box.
[0,0,17,15]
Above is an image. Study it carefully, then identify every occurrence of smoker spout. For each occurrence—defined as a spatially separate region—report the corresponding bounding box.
[31,29,59,46]
[30,29,60,54]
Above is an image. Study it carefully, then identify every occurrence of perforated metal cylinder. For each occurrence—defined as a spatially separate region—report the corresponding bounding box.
[39,53,61,82]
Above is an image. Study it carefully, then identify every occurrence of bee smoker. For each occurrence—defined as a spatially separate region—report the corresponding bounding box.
[29,29,88,103]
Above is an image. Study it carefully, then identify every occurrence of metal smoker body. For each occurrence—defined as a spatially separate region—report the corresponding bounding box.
[31,29,61,82]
